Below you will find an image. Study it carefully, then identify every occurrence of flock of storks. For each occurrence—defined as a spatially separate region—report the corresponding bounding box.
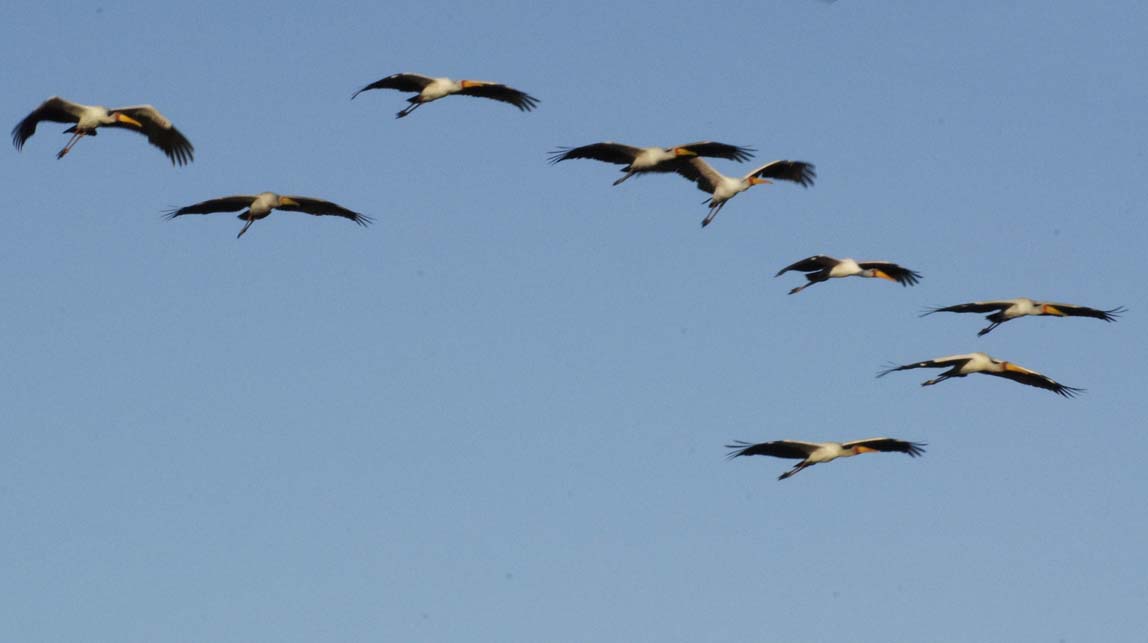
[12,72,1126,480]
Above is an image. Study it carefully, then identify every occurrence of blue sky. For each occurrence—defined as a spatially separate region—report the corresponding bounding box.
[2,1,1146,641]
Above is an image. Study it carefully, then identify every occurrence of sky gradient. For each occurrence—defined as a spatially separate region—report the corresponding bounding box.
[2,2,1146,641]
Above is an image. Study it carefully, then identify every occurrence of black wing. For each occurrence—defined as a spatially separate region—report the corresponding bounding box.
[351,73,436,99]
[842,438,926,457]
[1043,303,1126,322]
[675,141,756,163]
[456,82,539,111]
[164,195,257,219]
[110,105,194,165]
[547,142,643,165]
[725,440,817,460]
[674,157,724,193]
[877,355,972,377]
[920,301,1013,317]
[775,255,838,277]
[857,261,922,286]
[11,96,83,150]
[279,196,372,226]
[989,367,1084,398]
[750,160,816,187]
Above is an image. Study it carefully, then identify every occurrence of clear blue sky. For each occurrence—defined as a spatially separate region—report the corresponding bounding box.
[2,1,1146,641]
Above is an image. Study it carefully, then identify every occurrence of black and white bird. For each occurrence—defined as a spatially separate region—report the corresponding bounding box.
[165,192,371,238]
[351,73,539,118]
[548,141,754,186]
[775,255,921,294]
[878,352,1083,397]
[726,438,925,480]
[12,96,193,165]
[922,298,1126,336]
[673,157,815,227]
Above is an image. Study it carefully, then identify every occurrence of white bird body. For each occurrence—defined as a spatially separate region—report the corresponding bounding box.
[712,173,751,204]
[72,104,118,130]
[248,192,283,219]
[802,442,851,463]
[630,146,679,170]
[997,297,1041,318]
[828,258,864,278]
[418,77,465,102]
[942,352,994,375]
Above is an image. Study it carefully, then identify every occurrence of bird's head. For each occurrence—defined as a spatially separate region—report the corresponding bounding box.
[672,147,698,158]
[112,112,142,128]
[866,269,896,281]
[277,196,300,207]
[748,177,772,187]
[459,80,485,89]
[1041,304,1066,316]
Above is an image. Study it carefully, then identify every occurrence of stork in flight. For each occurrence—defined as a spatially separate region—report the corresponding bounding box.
[352,73,538,118]
[775,255,921,294]
[165,192,371,238]
[878,352,1083,397]
[726,438,925,480]
[673,157,815,227]
[922,298,1125,336]
[12,96,193,165]
[549,141,755,186]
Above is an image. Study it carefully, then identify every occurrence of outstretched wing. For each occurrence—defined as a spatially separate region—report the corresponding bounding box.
[11,96,84,150]
[842,438,926,457]
[725,440,819,460]
[674,157,726,194]
[877,354,975,377]
[775,255,838,277]
[456,82,539,111]
[858,261,922,286]
[1041,303,1126,322]
[990,364,1084,398]
[548,142,644,165]
[747,160,816,187]
[110,105,194,165]
[351,73,436,99]
[164,195,258,218]
[279,196,372,226]
[675,141,756,163]
[920,301,1013,316]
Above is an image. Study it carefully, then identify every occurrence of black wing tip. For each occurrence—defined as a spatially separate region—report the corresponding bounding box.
[724,441,756,460]
[161,207,184,220]
[1102,306,1127,321]
[876,362,903,378]
[899,270,923,286]
[730,145,757,162]
[1055,385,1086,398]
[167,148,194,166]
[547,148,572,164]
[905,442,928,457]
[795,162,817,187]
[514,94,540,112]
